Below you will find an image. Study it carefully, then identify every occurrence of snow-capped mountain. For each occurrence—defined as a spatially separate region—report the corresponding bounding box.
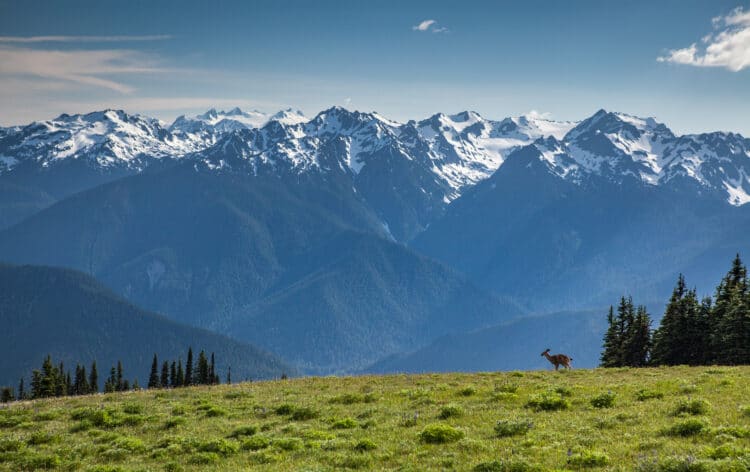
[516,109,750,206]
[2,105,750,226]
[0,110,187,172]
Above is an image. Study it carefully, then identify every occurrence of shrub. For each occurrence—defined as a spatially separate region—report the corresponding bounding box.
[164,417,186,429]
[241,435,271,451]
[591,392,616,409]
[672,399,710,416]
[26,431,60,445]
[635,389,665,401]
[188,452,220,464]
[330,393,364,404]
[291,407,319,421]
[274,404,295,415]
[438,404,463,419]
[335,454,372,469]
[0,438,23,452]
[112,436,146,452]
[554,386,573,397]
[652,456,711,472]
[20,453,62,469]
[525,393,570,411]
[273,438,302,451]
[331,417,358,429]
[473,460,540,472]
[353,439,377,452]
[228,425,258,438]
[665,419,708,437]
[419,423,464,444]
[459,386,477,396]
[494,419,532,437]
[495,383,519,394]
[122,403,143,414]
[203,406,227,417]
[567,450,609,467]
[197,438,239,456]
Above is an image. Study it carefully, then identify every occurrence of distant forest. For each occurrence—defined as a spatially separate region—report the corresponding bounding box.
[1,347,228,403]
[602,254,750,367]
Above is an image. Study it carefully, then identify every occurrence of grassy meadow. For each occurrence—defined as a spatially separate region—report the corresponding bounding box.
[1,366,749,471]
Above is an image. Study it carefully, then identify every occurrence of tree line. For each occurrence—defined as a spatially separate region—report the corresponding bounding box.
[1,347,228,403]
[601,254,750,367]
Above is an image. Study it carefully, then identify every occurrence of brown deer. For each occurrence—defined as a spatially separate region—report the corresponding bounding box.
[541,349,572,370]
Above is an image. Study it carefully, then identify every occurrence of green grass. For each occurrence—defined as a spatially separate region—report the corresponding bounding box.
[0,366,749,470]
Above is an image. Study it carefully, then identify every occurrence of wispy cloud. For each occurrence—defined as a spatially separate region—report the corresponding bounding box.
[412,19,449,33]
[0,46,169,93]
[0,35,171,43]
[657,7,750,71]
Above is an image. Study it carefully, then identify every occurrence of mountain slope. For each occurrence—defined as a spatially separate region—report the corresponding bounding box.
[414,137,750,311]
[0,164,520,373]
[365,309,608,373]
[0,263,293,387]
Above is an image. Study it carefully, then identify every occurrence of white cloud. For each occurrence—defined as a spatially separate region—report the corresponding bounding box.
[412,19,449,33]
[0,46,168,93]
[526,110,553,120]
[658,7,750,71]
[0,35,171,43]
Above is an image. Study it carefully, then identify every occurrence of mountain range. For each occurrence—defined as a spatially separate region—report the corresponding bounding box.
[1,106,748,375]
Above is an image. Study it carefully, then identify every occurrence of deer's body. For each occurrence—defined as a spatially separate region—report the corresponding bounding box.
[541,349,572,370]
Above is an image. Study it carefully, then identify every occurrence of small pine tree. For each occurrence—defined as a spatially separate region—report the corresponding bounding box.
[197,350,209,385]
[176,360,184,387]
[0,387,13,403]
[30,370,42,399]
[89,362,98,394]
[652,275,692,365]
[116,361,124,391]
[209,353,216,385]
[161,361,169,389]
[623,305,652,367]
[226,366,231,385]
[185,347,193,386]
[170,361,177,388]
[148,354,160,389]
[41,355,56,398]
[18,377,25,400]
[600,306,621,367]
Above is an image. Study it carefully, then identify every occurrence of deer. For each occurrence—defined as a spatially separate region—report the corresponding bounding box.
[541,348,572,370]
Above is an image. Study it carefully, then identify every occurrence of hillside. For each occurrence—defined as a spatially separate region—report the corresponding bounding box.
[0,168,520,374]
[0,367,748,471]
[365,309,609,374]
[0,264,293,387]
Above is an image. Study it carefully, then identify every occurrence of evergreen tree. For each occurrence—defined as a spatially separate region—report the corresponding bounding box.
[600,306,621,367]
[226,366,231,385]
[30,370,42,399]
[148,354,160,389]
[623,305,652,367]
[209,353,216,385]
[711,254,748,362]
[185,347,193,386]
[18,377,25,400]
[161,361,169,389]
[40,355,56,398]
[56,362,66,396]
[0,387,13,403]
[652,275,692,365]
[176,360,184,387]
[197,350,209,385]
[89,362,98,394]
[170,361,177,388]
[718,292,750,364]
[116,361,124,391]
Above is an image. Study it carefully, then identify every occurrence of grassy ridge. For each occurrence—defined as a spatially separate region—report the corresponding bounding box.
[1,366,749,471]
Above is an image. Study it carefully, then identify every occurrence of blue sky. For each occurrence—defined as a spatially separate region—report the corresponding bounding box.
[1,0,749,134]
